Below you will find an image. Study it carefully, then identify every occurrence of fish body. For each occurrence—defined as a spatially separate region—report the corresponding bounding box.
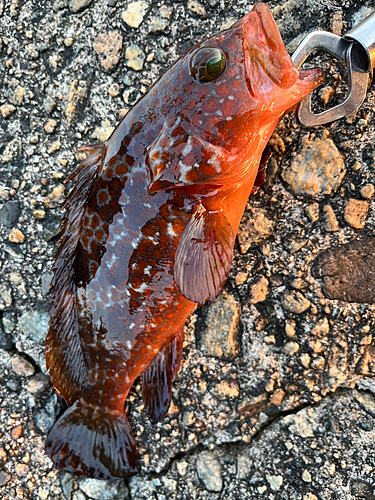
[45,3,323,479]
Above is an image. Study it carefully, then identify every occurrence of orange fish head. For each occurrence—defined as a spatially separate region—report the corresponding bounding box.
[241,2,324,110]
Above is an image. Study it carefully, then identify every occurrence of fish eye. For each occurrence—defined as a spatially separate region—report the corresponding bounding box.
[190,47,226,83]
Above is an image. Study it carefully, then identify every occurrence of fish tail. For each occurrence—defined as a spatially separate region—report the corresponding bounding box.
[45,398,139,480]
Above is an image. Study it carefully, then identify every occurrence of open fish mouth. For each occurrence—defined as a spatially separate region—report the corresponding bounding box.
[242,2,324,103]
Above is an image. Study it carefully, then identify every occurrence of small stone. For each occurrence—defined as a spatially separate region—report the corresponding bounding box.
[305,202,319,222]
[269,388,285,406]
[34,394,61,434]
[12,85,26,105]
[214,379,240,399]
[220,17,237,30]
[344,199,369,229]
[196,451,222,492]
[182,411,196,426]
[44,184,65,208]
[249,275,269,304]
[282,291,311,314]
[285,319,296,337]
[19,308,50,343]
[15,463,29,477]
[148,17,168,33]
[322,205,339,232]
[0,103,16,118]
[41,272,53,296]
[284,407,318,437]
[266,475,283,491]
[78,477,129,499]
[65,37,73,47]
[318,86,335,105]
[9,228,25,243]
[0,201,21,227]
[0,329,14,351]
[236,455,252,479]
[49,140,61,153]
[121,2,149,28]
[69,0,93,13]
[0,285,12,309]
[176,461,188,476]
[126,44,145,71]
[198,291,241,360]
[303,494,318,500]
[302,469,312,482]
[44,119,57,134]
[11,354,35,376]
[93,30,123,72]
[284,341,299,355]
[360,183,374,199]
[0,471,10,486]
[237,207,275,254]
[330,10,343,35]
[235,271,248,286]
[11,424,22,439]
[33,209,46,220]
[91,119,115,142]
[311,317,329,337]
[2,138,22,162]
[188,0,206,16]
[300,352,311,368]
[65,80,87,128]
[159,5,173,18]
[282,134,346,198]
[25,373,50,394]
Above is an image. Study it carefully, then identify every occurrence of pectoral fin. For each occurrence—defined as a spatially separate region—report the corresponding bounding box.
[174,202,233,305]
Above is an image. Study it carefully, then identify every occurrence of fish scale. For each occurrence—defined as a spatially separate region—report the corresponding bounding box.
[45,3,324,480]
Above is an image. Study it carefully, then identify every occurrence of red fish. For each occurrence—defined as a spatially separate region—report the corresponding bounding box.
[45,2,323,479]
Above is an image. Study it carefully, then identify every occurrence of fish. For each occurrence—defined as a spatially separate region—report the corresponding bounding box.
[45,2,324,480]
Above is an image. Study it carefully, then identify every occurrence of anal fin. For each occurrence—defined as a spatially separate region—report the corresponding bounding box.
[142,328,184,424]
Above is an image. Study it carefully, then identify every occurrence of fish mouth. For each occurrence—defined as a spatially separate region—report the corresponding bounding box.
[241,2,324,105]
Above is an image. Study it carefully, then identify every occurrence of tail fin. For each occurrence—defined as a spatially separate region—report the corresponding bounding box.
[45,399,139,480]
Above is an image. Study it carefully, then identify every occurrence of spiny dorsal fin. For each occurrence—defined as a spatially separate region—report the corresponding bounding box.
[46,143,105,405]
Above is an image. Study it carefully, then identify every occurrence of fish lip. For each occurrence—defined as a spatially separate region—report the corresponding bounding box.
[241,3,324,104]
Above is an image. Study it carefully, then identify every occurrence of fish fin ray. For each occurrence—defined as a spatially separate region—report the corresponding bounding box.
[46,143,106,405]
[45,399,139,479]
[142,340,175,424]
[174,202,233,305]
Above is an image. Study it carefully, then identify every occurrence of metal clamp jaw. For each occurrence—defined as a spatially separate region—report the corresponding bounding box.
[291,11,375,126]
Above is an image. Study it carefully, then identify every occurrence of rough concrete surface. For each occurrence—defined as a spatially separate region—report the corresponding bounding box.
[1,0,375,499]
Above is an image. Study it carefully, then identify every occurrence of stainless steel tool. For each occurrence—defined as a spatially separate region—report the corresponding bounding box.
[291,10,375,126]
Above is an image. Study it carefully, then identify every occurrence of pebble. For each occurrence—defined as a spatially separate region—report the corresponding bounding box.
[0,285,12,309]
[284,407,318,438]
[148,17,168,33]
[1,138,22,162]
[284,341,300,355]
[282,133,346,198]
[11,354,35,377]
[11,424,22,439]
[34,394,61,434]
[322,205,339,232]
[0,200,21,227]
[91,120,115,142]
[0,471,11,487]
[302,469,312,482]
[360,183,374,199]
[121,2,149,28]
[0,328,14,351]
[93,30,123,72]
[282,291,311,314]
[214,379,240,399]
[25,373,50,394]
[235,271,248,286]
[69,0,93,13]
[318,86,335,104]
[77,477,129,499]
[188,0,206,16]
[19,308,50,344]
[249,275,269,304]
[126,44,145,71]
[43,184,65,208]
[0,103,16,118]
[198,291,241,360]
[9,228,25,243]
[196,451,223,492]
[33,209,46,220]
[237,207,275,254]
[344,199,369,229]
[236,455,252,479]
[65,79,87,128]
[44,119,57,133]
[305,202,319,222]
[41,272,53,296]
[266,475,283,491]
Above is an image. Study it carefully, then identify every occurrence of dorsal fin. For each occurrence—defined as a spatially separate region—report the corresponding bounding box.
[46,143,106,405]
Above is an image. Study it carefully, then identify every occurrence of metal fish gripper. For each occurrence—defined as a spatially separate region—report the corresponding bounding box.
[292,10,375,126]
